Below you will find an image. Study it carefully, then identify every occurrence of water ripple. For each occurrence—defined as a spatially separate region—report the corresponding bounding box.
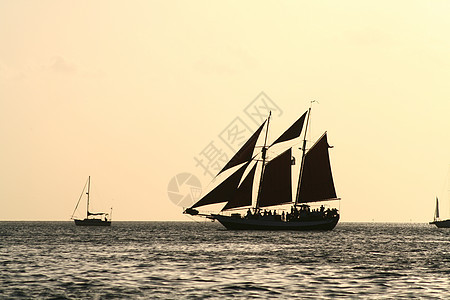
[1,221,450,299]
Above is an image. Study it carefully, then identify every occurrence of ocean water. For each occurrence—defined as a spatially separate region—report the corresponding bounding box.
[0,222,449,299]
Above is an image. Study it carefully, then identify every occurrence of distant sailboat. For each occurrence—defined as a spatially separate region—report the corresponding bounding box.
[71,176,112,226]
[429,197,450,228]
[184,104,340,231]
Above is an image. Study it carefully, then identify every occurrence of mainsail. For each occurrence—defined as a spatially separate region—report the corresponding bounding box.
[297,132,337,203]
[434,197,440,221]
[191,161,250,209]
[257,148,293,208]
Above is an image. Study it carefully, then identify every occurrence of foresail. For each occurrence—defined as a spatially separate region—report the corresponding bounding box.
[222,163,257,211]
[270,111,307,146]
[191,161,250,209]
[217,120,266,176]
[297,132,337,203]
[258,148,293,208]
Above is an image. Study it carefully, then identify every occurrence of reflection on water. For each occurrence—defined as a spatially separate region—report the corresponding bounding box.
[0,222,449,299]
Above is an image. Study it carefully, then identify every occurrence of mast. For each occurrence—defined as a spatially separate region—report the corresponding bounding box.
[295,102,314,206]
[86,176,90,218]
[255,111,271,209]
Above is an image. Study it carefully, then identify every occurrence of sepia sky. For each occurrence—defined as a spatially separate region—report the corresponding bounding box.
[1,0,450,222]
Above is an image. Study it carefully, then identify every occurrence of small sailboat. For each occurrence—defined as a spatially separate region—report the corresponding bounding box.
[71,176,112,226]
[184,104,340,231]
[429,197,450,228]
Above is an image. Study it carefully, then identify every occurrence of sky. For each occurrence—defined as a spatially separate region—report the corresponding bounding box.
[1,0,449,222]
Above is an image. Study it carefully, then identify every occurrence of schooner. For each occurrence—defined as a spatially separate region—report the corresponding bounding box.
[184,105,340,230]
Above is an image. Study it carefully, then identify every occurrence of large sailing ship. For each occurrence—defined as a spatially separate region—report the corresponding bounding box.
[71,176,112,226]
[184,105,340,230]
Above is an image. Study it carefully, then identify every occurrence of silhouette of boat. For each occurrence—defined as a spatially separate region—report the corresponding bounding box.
[71,176,111,226]
[429,197,450,228]
[184,103,340,230]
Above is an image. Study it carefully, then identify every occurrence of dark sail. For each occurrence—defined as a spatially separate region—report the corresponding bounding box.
[192,162,250,209]
[298,132,337,203]
[258,148,293,208]
[270,111,307,146]
[217,120,266,176]
[434,197,440,220]
[222,163,257,211]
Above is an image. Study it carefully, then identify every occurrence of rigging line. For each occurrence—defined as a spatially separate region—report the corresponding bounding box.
[295,100,319,207]
[295,103,311,206]
[308,100,319,143]
[71,177,89,219]
[255,111,271,209]
[184,213,203,223]
[183,208,213,223]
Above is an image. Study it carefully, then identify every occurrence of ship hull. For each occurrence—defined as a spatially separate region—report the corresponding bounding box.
[429,219,450,228]
[211,214,339,231]
[74,219,111,226]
